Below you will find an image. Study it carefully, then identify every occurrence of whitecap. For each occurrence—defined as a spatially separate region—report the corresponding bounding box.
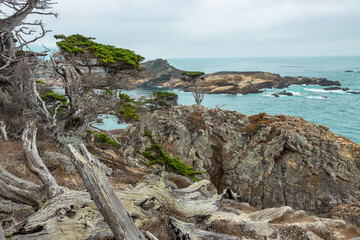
[304,88,350,94]
[306,96,328,99]
[304,88,327,93]
[289,91,301,96]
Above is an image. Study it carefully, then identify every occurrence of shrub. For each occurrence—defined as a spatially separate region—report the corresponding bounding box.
[93,133,118,146]
[119,93,134,102]
[141,130,204,181]
[118,103,139,122]
[41,91,67,104]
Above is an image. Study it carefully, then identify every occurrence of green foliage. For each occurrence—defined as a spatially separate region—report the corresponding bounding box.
[36,80,46,85]
[41,91,67,104]
[94,133,118,146]
[118,103,139,122]
[152,91,177,100]
[86,130,95,134]
[54,34,144,70]
[181,71,205,78]
[104,88,113,95]
[119,93,135,102]
[141,130,203,181]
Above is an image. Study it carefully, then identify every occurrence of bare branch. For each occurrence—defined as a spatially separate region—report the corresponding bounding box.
[22,121,63,199]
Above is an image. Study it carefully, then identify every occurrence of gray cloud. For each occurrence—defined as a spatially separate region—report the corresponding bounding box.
[31,0,360,58]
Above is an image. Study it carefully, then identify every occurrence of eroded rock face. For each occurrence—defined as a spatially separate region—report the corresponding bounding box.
[121,105,360,216]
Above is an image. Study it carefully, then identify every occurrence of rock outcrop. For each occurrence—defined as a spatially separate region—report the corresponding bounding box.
[120,105,360,219]
[138,59,342,94]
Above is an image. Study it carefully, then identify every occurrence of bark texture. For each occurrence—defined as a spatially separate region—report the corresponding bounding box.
[68,144,146,240]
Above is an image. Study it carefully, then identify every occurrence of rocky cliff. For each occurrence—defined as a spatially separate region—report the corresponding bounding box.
[119,105,360,222]
[138,59,341,94]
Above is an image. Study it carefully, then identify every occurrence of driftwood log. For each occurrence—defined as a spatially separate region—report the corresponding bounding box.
[67,144,146,240]
[0,121,8,141]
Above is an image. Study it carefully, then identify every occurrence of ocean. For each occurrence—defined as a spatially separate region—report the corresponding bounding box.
[96,56,360,144]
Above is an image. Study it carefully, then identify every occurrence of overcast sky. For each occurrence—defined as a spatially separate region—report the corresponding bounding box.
[31,0,360,59]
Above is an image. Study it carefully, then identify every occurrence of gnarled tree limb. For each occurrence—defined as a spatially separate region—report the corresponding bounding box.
[67,144,146,240]
[22,121,63,200]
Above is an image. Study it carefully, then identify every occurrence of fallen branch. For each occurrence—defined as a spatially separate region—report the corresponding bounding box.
[67,144,146,240]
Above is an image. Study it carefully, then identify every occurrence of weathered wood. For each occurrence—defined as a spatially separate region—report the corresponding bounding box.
[144,231,159,240]
[67,144,146,240]
[0,167,43,209]
[0,224,5,240]
[168,217,243,240]
[0,122,64,209]
[22,122,63,200]
[0,121,7,141]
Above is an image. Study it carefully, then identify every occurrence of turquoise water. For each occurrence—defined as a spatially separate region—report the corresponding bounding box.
[97,57,360,144]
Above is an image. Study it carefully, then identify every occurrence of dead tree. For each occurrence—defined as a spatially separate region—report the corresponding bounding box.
[0,0,57,137]
[68,144,147,240]
[181,71,205,105]
[0,122,149,239]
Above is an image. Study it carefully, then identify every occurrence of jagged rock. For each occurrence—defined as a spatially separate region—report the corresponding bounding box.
[324,87,350,91]
[272,90,293,97]
[331,201,360,227]
[120,105,360,217]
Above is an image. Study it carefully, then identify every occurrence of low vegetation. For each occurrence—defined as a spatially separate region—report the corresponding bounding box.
[87,130,119,146]
[241,113,286,135]
[140,130,204,181]
[116,92,178,122]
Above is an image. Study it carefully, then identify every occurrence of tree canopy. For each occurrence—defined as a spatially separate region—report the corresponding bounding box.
[54,34,144,71]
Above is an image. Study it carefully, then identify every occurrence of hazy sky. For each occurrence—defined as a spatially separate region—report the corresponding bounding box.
[30,0,360,59]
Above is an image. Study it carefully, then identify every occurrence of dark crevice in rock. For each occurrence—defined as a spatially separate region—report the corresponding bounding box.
[208,145,225,193]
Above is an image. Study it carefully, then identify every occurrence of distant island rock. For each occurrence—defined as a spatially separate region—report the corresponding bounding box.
[138,58,341,94]
[272,90,294,97]
[324,87,360,94]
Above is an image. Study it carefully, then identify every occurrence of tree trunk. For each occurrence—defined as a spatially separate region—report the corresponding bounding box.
[67,144,146,240]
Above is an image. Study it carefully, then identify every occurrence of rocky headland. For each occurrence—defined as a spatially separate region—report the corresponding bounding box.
[138,59,342,94]
[118,105,360,226]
